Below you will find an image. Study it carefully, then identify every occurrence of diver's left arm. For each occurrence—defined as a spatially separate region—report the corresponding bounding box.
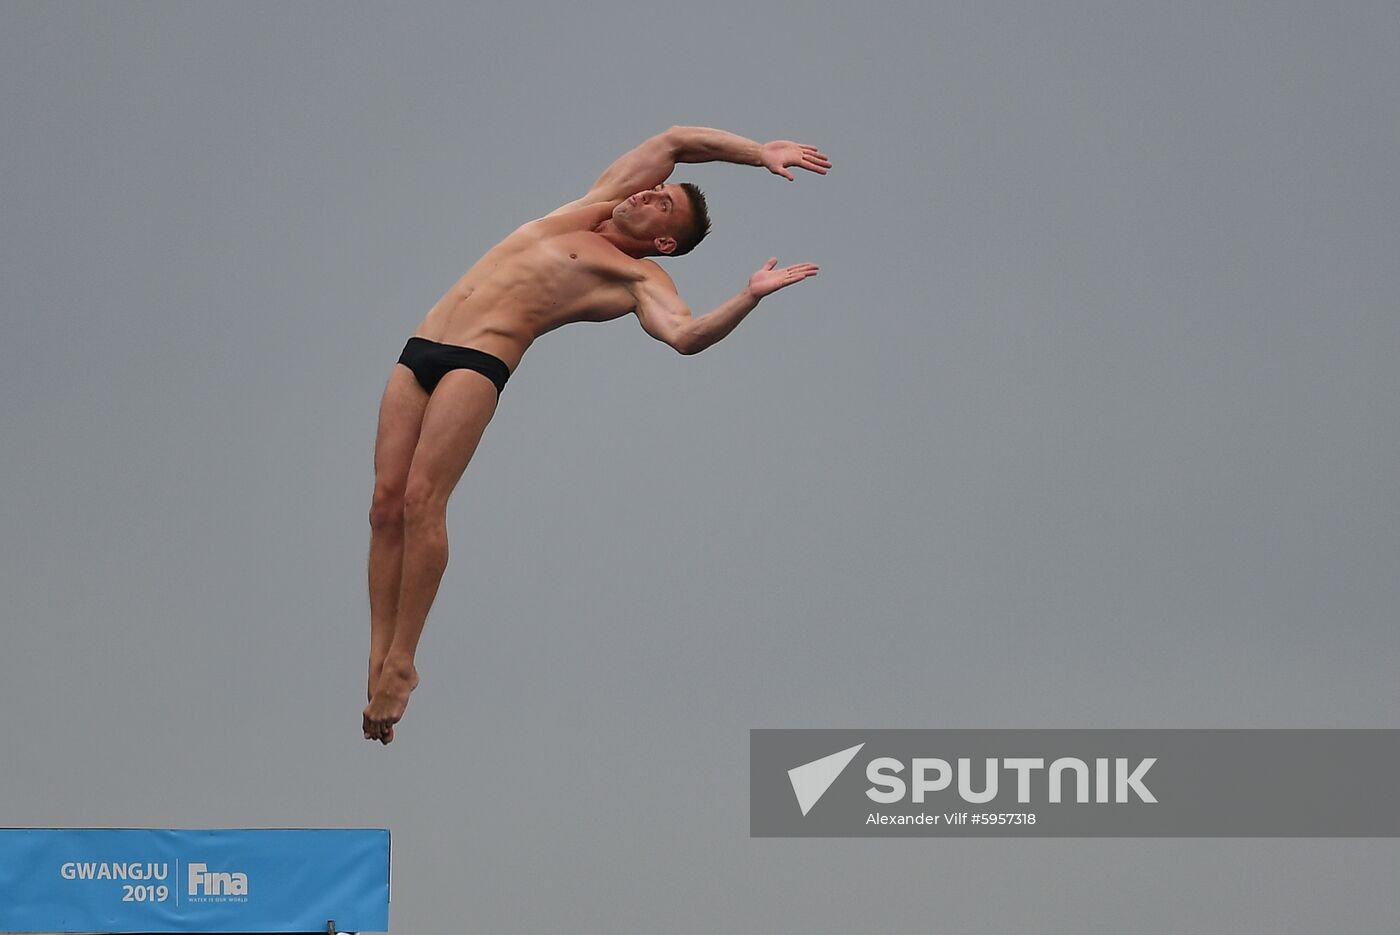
[632,257,821,355]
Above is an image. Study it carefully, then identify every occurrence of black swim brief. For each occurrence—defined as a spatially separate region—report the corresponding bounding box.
[397,337,512,397]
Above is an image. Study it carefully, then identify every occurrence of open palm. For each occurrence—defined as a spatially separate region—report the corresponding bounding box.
[748,258,820,298]
[759,141,832,181]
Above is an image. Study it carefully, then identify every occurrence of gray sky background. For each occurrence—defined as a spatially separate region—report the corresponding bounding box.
[2,2,1398,932]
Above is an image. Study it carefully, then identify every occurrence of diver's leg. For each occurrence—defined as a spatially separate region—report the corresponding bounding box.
[366,366,429,737]
[364,369,499,742]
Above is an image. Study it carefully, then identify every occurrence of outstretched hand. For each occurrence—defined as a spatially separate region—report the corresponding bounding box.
[748,258,820,299]
[760,140,832,181]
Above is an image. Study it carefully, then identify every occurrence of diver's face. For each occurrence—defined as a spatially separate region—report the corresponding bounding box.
[616,183,689,251]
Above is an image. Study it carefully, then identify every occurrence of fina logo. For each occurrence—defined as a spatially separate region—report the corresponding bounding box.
[187,862,249,897]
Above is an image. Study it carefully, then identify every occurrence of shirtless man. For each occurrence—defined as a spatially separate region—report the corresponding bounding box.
[363,125,832,744]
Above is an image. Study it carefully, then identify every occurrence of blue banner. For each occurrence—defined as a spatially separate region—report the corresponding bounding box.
[0,828,390,933]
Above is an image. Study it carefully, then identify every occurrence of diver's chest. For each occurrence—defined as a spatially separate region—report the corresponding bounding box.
[525,232,625,281]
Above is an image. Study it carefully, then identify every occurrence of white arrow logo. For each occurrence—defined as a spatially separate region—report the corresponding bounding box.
[787,743,865,816]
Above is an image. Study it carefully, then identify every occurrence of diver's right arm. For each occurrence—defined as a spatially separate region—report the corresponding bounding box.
[545,128,682,217]
[669,127,832,180]
[546,127,832,217]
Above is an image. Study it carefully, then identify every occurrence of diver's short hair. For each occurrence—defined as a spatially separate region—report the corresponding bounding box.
[671,182,711,257]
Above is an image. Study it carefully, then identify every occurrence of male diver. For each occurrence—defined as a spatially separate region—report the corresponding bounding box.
[364,125,831,743]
